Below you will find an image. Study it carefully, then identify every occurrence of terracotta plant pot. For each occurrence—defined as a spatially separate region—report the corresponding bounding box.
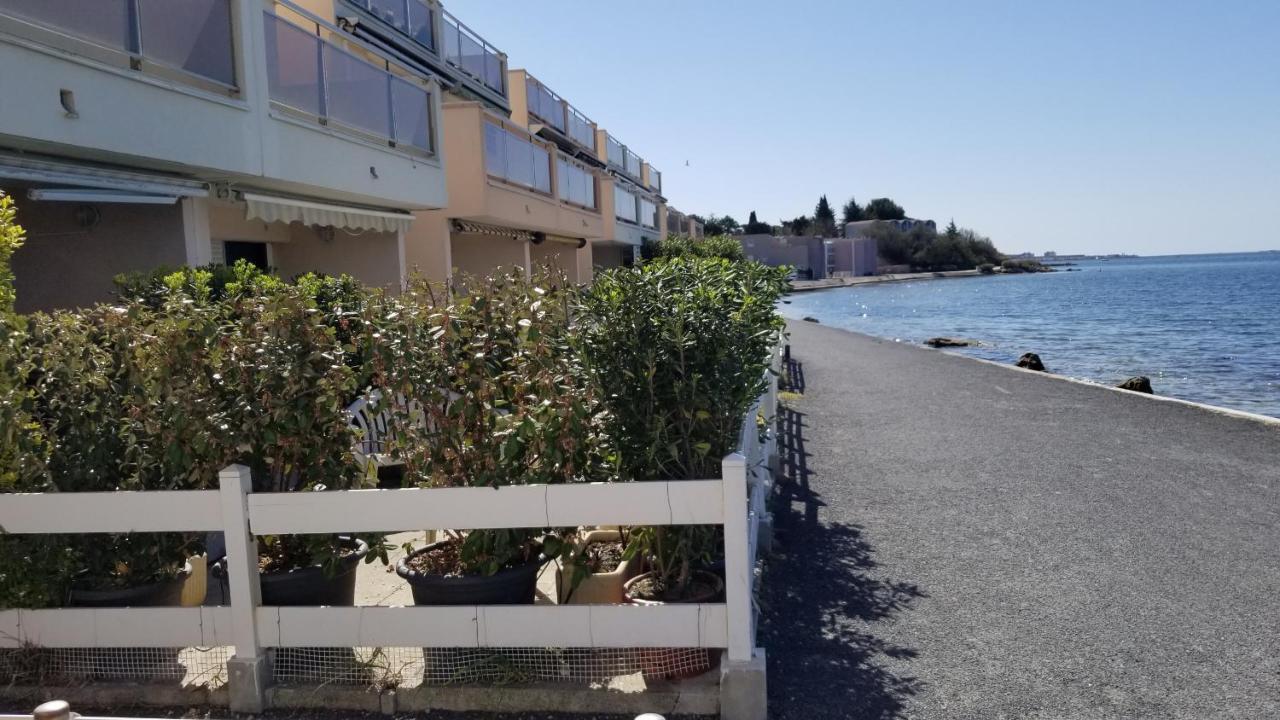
[558,529,642,604]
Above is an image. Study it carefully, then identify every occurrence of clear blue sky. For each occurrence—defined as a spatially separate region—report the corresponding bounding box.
[448,0,1279,255]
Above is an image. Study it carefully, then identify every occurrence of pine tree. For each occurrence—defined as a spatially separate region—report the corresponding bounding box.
[841,197,864,224]
[813,195,837,236]
[945,219,959,239]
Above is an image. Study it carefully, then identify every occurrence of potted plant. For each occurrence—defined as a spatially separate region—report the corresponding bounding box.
[397,529,555,606]
[380,270,613,606]
[621,526,724,605]
[558,528,642,604]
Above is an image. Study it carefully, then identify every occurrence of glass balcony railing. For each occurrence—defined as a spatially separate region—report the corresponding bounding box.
[606,136,625,169]
[264,11,433,154]
[0,0,236,89]
[525,76,565,133]
[648,167,662,193]
[442,10,505,98]
[624,148,643,181]
[566,106,595,152]
[358,0,434,50]
[557,156,596,210]
[614,185,639,224]
[640,198,658,229]
[484,121,552,194]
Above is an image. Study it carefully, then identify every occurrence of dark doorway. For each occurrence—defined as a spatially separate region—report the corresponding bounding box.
[223,241,269,271]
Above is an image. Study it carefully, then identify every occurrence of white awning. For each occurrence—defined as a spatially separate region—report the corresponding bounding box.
[0,154,208,197]
[243,192,413,234]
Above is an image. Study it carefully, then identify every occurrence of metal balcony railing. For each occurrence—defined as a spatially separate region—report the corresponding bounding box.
[0,0,236,90]
[556,155,596,210]
[441,9,505,97]
[357,0,434,50]
[648,166,662,193]
[525,75,565,133]
[566,106,595,152]
[264,6,434,154]
[484,120,552,194]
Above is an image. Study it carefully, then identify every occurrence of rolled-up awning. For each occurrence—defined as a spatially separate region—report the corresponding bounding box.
[451,219,535,242]
[0,153,208,197]
[243,192,413,234]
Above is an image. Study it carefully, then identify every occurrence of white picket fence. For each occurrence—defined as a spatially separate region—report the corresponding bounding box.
[0,347,781,714]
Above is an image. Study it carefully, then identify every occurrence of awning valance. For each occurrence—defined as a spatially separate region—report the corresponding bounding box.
[243,192,413,234]
[0,154,208,197]
[451,219,535,242]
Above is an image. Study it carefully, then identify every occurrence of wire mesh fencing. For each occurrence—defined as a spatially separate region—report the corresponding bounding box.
[0,646,231,687]
[272,646,715,688]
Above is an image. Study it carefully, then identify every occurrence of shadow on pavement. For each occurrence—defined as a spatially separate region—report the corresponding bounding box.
[780,356,806,394]
[761,405,926,720]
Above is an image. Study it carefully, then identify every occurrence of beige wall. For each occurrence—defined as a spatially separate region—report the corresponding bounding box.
[529,241,587,284]
[450,232,528,280]
[403,213,451,283]
[10,196,186,313]
[271,224,402,290]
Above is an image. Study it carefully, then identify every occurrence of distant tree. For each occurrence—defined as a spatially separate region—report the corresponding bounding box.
[783,215,812,236]
[689,213,741,236]
[864,198,906,221]
[744,210,772,235]
[841,197,864,224]
[813,195,837,236]
[945,219,959,239]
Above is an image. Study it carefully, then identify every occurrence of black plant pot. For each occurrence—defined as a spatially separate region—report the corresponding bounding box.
[259,538,369,607]
[396,541,545,606]
[68,565,190,608]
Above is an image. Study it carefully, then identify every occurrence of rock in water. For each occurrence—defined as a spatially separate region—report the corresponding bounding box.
[1117,376,1154,394]
[1016,352,1046,371]
[802,316,820,323]
[925,337,973,348]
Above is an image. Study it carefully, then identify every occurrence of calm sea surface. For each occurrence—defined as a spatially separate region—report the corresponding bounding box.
[780,252,1280,419]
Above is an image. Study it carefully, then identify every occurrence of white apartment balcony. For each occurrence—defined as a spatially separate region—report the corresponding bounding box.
[335,0,508,111]
[0,0,446,211]
[598,131,646,186]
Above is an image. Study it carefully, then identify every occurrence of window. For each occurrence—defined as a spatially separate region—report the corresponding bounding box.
[640,199,658,229]
[557,157,596,209]
[614,186,638,224]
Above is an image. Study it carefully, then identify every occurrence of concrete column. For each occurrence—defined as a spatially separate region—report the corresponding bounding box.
[181,197,213,266]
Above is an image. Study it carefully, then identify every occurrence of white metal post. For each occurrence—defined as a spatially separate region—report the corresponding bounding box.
[219,464,269,712]
[721,453,753,663]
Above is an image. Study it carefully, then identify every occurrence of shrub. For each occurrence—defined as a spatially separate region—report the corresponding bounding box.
[370,268,614,575]
[1,272,378,606]
[577,256,786,599]
[642,234,745,263]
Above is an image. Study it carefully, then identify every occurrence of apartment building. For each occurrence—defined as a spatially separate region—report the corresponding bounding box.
[667,207,705,239]
[0,0,447,313]
[1,0,680,309]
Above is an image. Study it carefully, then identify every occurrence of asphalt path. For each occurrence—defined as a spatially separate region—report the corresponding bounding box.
[760,320,1280,719]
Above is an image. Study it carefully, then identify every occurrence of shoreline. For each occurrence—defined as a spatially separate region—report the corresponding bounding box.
[785,320,1280,427]
[789,268,983,293]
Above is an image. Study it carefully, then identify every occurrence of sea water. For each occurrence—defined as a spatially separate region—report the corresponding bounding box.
[779,252,1280,419]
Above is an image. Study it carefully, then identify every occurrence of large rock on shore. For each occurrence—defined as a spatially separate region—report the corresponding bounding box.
[1117,376,1154,394]
[1016,353,1046,371]
[925,337,974,348]
[802,316,820,323]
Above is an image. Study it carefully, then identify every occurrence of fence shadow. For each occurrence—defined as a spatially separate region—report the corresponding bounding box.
[761,405,926,720]
[780,355,806,394]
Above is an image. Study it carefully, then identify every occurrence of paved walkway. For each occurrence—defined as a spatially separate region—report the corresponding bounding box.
[761,321,1280,719]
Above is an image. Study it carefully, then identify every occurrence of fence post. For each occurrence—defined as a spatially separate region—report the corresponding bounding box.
[219,465,269,713]
[720,454,767,720]
[721,453,752,662]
